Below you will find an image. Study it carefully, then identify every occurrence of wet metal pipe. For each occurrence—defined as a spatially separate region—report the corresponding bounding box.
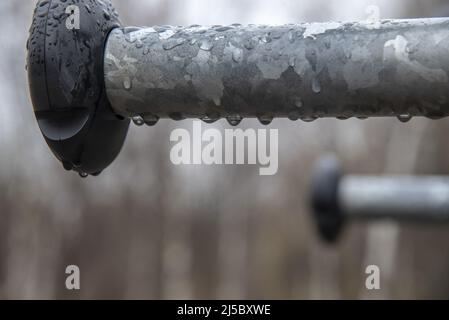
[311,157,449,242]
[27,0,449,176]
[105,19,449,125]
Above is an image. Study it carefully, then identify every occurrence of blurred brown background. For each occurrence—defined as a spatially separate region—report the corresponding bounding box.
[1,0,449,299]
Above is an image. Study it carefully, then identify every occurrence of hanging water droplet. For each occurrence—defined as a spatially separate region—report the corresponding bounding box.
[397,114,412,123]
[79,172,88,178]
[258,115,273,125]
[199,40,214,51]
[288,111,300,121]
[144,115,159,126]
[301,116,318,123]
[227,115,242,126]
[202,116,218,124]
[169,113,186,121]
[145,119,159,126]
[63,162,73,171]
[132,116,145,126]
[312,77,321,94]
[123,77,132,90]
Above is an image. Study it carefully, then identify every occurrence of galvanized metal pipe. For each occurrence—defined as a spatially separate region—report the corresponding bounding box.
[339,176,449,221]
[104,18,449,124]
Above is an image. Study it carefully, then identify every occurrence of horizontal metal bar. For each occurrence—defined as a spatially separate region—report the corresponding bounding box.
[105,18,449,124]
[311,156,449,242]
[339,176,449,221]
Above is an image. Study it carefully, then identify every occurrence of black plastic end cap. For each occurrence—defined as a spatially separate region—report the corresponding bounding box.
[310,155,344,243]
[27,0,130,176]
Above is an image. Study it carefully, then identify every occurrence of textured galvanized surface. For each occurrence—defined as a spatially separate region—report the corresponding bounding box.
[104,18,449,124]
[340,176,449,221]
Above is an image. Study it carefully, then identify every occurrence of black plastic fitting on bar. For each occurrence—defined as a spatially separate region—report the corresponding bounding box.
[310,156,344,243]
[27,0,130,177]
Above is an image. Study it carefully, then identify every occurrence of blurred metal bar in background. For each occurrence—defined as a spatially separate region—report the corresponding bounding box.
[311,157,449,242]
[340,177,449,220]
[105,18,449,125]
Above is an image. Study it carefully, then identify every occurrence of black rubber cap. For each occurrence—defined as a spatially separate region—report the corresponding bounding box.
[27,0,130,176]
[310,155,344,243]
